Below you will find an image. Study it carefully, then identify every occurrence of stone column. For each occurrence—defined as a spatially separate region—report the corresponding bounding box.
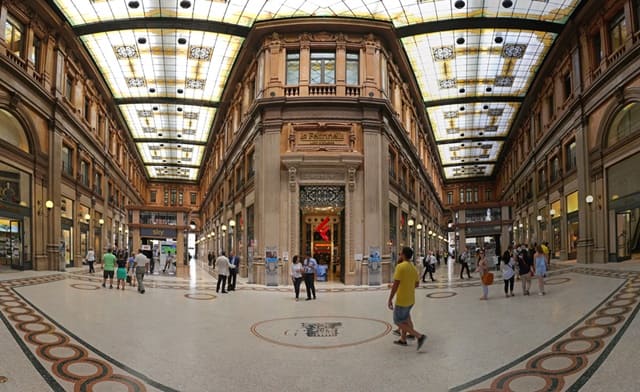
[576,117,592,263]
[362,121,385,282]
[47,129,63,270]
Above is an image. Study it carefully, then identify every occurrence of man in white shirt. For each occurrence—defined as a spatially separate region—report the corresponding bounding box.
[134,250,149,294]
[216,251,233,294]
[85,248,95,274]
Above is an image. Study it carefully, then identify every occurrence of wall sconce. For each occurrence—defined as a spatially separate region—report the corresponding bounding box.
[536,215,543,222]
[432,232,437,237]
[45,200,54,210]
[84,213,91,222]
[229,219,236,228]
[518,223,523,228]
[428,230,433,236]
[189,221,196,230]
[99,218,104,226]
[550,209,556,218]
[585,195,594,205]
[221,224,227,232]
[416,223,423,231]
[118,226,123,232]
[407,218,414,227]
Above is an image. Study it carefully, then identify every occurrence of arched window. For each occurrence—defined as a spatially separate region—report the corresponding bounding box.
[607,102,640,147]
[0,109,29,153]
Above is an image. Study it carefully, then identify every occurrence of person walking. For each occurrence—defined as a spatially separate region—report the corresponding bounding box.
[534,244,547,295]
[459,247,472,279]
[227,252,239,291]
[516,246,533,296]
[303,253,317,300]
[115,252,128,290]
[501,245,515,297]
[101,248,116,289]
[207,251,214,267]
[86,248,95,274]
[290,255,303,301]
[477,249,489,300]
[215,251,231,294]
[134,249,149,294]
[387,246,427,351]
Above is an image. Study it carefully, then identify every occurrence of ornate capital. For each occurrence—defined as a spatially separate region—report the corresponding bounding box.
[288,167,297,192]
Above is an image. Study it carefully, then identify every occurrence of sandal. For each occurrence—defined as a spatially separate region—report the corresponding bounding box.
[393,340,408,346]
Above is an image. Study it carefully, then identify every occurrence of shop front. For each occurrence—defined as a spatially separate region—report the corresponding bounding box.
[0,162,32,270]
[607,152,640,261]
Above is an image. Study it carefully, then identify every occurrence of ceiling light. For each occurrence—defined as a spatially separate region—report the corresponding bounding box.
[454,0,466,9]
[494,37,504,44]
[152,106,159,111]
[456,37,465,45]
[177,89,184,94]
[158,133,163,137]
[460,133,465,137]
[178,38,187,45]
[137,37,147,44]
[179,0,192,8]
[479,132,484,136]
[459,106,465,111]
[502,0,513,8]
[486,87,493,92]
[459,88,465,93]
[128,1,140,9]
[177,134,182,138]
[149,88,156,93]
[177,145,181,148]
[177,107,183,112]
[483,105,489,110]
[159,143,164,147]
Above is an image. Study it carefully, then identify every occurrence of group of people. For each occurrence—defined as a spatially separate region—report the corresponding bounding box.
[99,248,150,294]
[213,251,240,293]
[474,242,549,300]
[289,253,318,301]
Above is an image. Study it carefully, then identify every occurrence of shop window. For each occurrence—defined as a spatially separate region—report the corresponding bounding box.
[150,190,157,203]
[346,52,359,85]
[606,102,640,147]
[389,204,397,245]
[609,11,628,53]
[310,52,335,84]
[62,145,73,176]
[286,52,299,85]
[565,140,576,172]
[4,15,24,57]
[190,192,197,205]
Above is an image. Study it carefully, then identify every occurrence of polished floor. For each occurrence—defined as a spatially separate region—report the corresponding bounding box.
[1,258,639,392]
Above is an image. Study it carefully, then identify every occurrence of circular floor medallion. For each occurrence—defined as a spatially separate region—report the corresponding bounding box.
[426,291,457,299]
[184,293,216,300]
[70,283,100,291]
[251,316,392,349]
[0,376,7,383]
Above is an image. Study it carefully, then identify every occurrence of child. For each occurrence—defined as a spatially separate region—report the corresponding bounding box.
[116,253,128,290]
[127,254,136,287]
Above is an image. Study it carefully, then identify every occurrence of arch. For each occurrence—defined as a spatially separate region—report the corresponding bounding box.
[0,108,30,153]
[606,102,640,147]
[598,87,640,150]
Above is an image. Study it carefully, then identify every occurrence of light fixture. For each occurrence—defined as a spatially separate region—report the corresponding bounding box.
[118,226,123,232]
[519,223,523,228]
[45,200,54,209]
[585,195,594,205]
[98,218,104,225]
[416,223,423,231]
[407,219,414,227]
[189,221,196,230]
[550,209,556,217]
[428,230,433,235]
[221,224,227,232]
[84,213,91,221]
[229,219,236,227]
[536,215,543,222]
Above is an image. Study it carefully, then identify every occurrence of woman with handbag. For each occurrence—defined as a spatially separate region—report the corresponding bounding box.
[477,249,491,300]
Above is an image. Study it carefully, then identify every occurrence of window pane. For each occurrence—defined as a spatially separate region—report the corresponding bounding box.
[310,60,322,84]
[346,53,359,85]
[324,60,335,84]
[286,52,299,85]
[5,16,23,56]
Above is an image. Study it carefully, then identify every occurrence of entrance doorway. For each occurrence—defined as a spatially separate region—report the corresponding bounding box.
[301,211,344,283]
[0,218,21,268]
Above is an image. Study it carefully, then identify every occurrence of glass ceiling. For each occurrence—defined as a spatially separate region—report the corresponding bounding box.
[51,0,583,181]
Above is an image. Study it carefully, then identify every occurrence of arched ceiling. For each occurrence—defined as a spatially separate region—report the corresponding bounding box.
[50,0,584,182]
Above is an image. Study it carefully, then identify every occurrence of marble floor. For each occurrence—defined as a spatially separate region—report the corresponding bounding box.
[1,259,639,392]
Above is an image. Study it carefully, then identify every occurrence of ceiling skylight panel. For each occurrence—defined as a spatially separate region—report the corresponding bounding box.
[444,164,494,179]
[438,141,502,166]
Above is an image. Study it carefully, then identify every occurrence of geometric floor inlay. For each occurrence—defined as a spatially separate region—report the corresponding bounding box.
[251,316,392,349]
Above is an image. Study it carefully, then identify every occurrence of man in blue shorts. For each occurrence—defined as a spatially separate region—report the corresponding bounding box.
[387,247,426,351]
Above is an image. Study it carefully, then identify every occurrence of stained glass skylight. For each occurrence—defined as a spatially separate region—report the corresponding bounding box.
[50,0,585,180]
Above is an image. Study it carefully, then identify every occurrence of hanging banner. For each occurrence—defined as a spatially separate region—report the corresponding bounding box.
[265,246,278,286]
[368,246,381,286]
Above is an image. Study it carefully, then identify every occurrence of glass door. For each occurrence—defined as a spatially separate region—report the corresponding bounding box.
[9,220,22,268]
[616,212,631,261]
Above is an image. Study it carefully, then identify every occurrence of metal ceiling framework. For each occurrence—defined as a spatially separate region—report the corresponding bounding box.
[50,0,584,182]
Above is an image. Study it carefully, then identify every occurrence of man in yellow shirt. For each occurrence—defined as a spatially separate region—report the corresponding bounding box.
[387,247,426,351]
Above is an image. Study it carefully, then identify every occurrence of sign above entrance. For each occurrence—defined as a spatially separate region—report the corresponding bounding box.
[140,228,177,238]
[300,186,345,209]
[288,122,355,152]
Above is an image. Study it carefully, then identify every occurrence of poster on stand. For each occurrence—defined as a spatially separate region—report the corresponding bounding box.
[265,246,278,286]
[368,246,381,286]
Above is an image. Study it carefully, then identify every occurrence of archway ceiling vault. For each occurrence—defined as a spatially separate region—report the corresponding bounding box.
[50,0,584,182]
